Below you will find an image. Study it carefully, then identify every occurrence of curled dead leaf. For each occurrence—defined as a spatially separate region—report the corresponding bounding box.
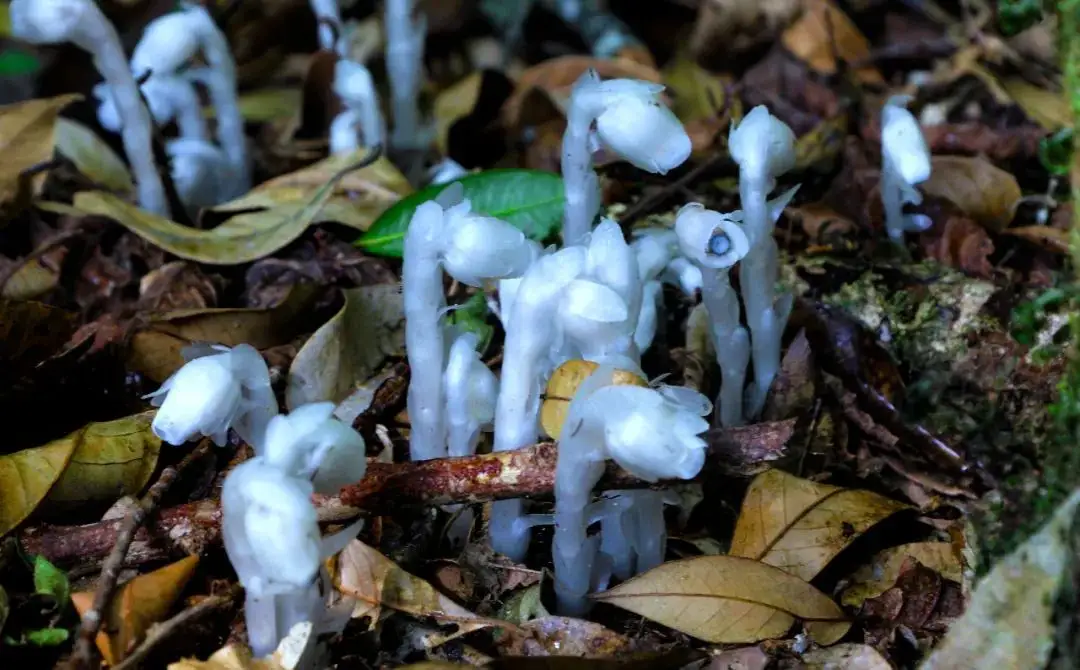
[590,555,850,644]
[781,0,883,84]
[920,156,1022,232]
[286,284,405,409]
[729,469,909,581]
[0,94,82,208]
[540,359,647,439]
[127,283,319,383]
[71,555,199,665]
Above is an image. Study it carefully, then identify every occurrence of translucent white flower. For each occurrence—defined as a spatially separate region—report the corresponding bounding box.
[729,105,796,181]
[558,278,630,345]
[262,402,366,494]
[221,459,321,597]
[9,0,88,44]
[440,199,535,287]
[881,96,931,185]
[444,332,498,457]
[592,81,691,175]
[587,384,711,481]
[674,203,751,270]
[146,343,277,448]
[130,9,202,76]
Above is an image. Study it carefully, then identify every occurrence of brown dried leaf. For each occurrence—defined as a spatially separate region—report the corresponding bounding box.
[923,216,995,279]
[999,78,1070,130]
[540,359,647,439]
[920,156,1021,232]
[434,72,484,156]
[590,555,850,644]
[729,469,909,581]
[336,539,503,646]
[841,542,964,609]
[0,94,82,207]
[127,283,319,383]
[496,616,638,658]
[801,643,891,669]
[690,0,801,61]
[1001,225,1070,254]
[286,284,405,408]
[781,0,883,84]
[71,555,199,665]
[789,201,857,242]
[1,259,59,300]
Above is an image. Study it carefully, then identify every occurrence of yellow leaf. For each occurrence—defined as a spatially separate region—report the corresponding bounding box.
[0,94,82,207]
[43,411,161,511]
[286,284,405,409]
[71,149,387,264]
[1,260,58,300]
[1000,78,1070,130]
[72,555,199,665]
[920,155,1022,232]
[729,470,908,581]
[336,539,503,646]
[0,2,9,36]
[0,439,76,537]
[540,359,648,439]
[54,118,134,194]
[590,555,850,644]
[233,88,303,123]
[802,643,891,669]
[841,542,964,608]
[781,0,882,84]
[127,283,319,383]
[662,55,736,124]
[434,72,484,155]
[920,490,1080,670]
[211,153,410,232]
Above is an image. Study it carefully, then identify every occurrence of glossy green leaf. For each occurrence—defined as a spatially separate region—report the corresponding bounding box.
[448,293,493,354]
[355,169,564,257]
[32,555,69,610]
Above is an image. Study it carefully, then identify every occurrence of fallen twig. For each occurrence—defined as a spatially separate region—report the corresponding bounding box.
[111,583,243,670]
[23,423,794,571]
[66,439,214,670]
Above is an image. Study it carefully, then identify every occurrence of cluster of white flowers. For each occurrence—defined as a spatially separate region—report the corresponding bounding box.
[146,343,367,659]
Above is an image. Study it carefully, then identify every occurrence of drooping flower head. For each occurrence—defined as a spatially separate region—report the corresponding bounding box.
[728,105,796,185]
[262,402,367,494]
[674,203,751,270]
[881,95,931,186]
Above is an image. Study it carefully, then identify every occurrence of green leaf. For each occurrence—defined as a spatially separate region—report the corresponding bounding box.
[32,554,69,611]
[0,50,40,76]
[1038,128,1073,177]
[448,293,494,354]
[356,169,564,257]
[25,627,69,647]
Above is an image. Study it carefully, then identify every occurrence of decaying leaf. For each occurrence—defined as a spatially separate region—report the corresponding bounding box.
[496,615,638,658]
[211,152,411,232]
[286,284,406,409]
[71,555,199,665]
[127,283,319,383]
[540,359,647,439]
[793,115,849,172]
[999,78,1070,130]
[590,555,850,644]
[53,117,134,195]
[920,156,1022,232]
[689,0,801,60]
[919,490,1080,670]
[801,643,891,669]
[235,87,303,123]
[336,539,502,646]
[168,624,313,670]
[0,298,77,372]
[0,412,160,536]
[841,542,964,608]
[781,0,883,84]
[662,55,737,124]
[0,94,81,207]
[1,259,59,300]
[1002,225,1070,254]
[729,469,908,581]
[434,71,484,155]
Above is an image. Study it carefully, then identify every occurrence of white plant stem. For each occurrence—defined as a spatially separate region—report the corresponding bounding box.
[561,102,601,246]
[385,0,426,151]
[701,268,749,427]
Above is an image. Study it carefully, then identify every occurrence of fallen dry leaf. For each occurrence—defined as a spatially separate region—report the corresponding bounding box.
[53,117,134,195]
[690,0,801,61]
[920,156,1022,232]
[168,623,313,670]
[127,283,319,383]
[662,55,737,124]
[212,152,411,233]
[841,542,964,608]
[794,115,849,172]
[781,0,884,84]
[434,72,484,156]
[0,94,82,207]
[999,78,1070,130]
[0,298,77,372]
[919,490,1080,670]
[1001,225,1070,254]
[71,555,199,665]
[0,412,160,537]
[496,616,638,658]
[923,215,996,279]
[235,87,303,123]
[286,284,405,409]
[1,259,59,300]
[540,359,647,439]
[336,539,504,647]
[590,555,850,644]
[801,643,891,669]
[729,469,908,581]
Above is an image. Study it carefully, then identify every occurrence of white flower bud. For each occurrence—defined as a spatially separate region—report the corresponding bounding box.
[594,87,691,174]
[130,10,201,76]
[588,384,710,481]
[441,200,534,287]
[146,343,277,448]
[881,96,930,185]
[729,105,796,181]
[221,460,321,597]
[9,0,88,44]
[558,278,630,345]
[262,402,366,494]
[674,203,751,270]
